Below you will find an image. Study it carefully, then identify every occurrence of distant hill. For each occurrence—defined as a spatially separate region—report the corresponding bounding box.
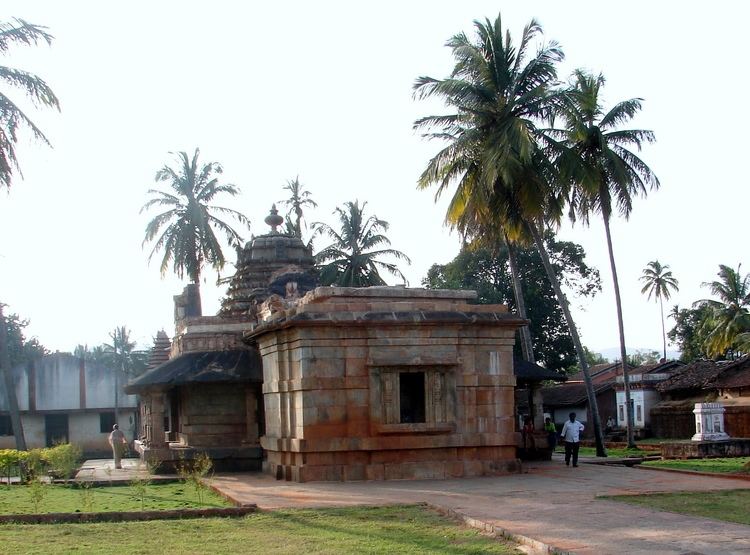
[593,347,681,363]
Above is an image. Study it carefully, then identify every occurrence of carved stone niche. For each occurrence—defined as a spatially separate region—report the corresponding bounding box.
[369,365,457,434]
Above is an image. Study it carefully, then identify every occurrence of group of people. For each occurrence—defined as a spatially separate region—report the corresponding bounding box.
[523,412,586,467]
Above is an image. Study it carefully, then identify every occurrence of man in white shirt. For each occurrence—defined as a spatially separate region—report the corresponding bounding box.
[560,412,585,467]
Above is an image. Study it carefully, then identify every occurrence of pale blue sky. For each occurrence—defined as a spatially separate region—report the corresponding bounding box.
[0,1,747,356]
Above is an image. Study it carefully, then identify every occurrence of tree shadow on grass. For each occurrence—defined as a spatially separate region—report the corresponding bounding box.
[258,505,511,554]
[91,485,227,509]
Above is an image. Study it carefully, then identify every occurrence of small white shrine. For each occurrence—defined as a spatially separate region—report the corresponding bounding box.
[692,402,730,441]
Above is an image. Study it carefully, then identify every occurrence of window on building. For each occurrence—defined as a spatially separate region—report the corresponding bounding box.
[0,415,13,436]
[399,372,426,424]
[100,412,116,433]
[618,405,624,423]
[374,366,455,430]
[636,404,642,423]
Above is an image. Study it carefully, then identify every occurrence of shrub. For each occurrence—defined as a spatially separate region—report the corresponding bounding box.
[27,477,47,512]
[0,449,26,485]
[79,480,95,512]
[23,448,50,482]
[45,443,82,482]
[178,451,213,504]
[129,469,151,511]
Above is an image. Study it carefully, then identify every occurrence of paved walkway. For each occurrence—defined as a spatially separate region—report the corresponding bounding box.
[209,459,750,555]
[76,458,177,483]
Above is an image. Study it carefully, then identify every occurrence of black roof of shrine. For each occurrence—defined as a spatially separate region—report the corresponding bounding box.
[514,358,568,384]
[124,349,262,394]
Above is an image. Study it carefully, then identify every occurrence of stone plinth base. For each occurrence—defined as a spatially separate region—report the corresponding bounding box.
[691,432,730,441]
[661,438,750,459]
[264,445,519,482]
[135,440,263,472]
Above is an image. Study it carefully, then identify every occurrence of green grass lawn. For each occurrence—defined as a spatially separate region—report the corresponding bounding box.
[603,490,750,526]
[564,446,648,458]
[641,457,750,474]
[0,482,230,514]
[0,505,519,554]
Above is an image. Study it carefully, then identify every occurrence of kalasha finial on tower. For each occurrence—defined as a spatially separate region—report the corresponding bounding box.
[264,204,284,233]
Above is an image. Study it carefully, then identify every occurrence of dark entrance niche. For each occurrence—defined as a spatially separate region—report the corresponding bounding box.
[99,412,116,433]
[45,414,69,447]
[399,372,425,424]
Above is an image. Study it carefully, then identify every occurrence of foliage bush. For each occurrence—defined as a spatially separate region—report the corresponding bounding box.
[0,444,82,483]
[45,443,82,482]
[23,448,49,481]
[0,449,27,484]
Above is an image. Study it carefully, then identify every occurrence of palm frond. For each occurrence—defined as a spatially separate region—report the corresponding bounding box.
[0,18,53,52]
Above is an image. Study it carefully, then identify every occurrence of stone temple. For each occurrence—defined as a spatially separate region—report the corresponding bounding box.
[127,208,526,481]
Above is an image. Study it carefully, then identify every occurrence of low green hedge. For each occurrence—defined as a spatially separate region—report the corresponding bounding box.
[0,444,83,483]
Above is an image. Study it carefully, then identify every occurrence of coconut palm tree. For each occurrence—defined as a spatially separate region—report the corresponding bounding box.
[0,18,59,449]
[312,200,410,287]
[141,149,250,314]
[413,13,608,455]
[558,70,659,448]
[640,260,679,360]
[698,264,750,358]
[0,18,60,190]
[280,177,317,238]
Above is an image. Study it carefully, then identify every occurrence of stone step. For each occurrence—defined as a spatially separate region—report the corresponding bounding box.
[181,424,245,435]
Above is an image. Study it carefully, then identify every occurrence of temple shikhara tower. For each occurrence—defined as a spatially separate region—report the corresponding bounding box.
[127,207,525,481]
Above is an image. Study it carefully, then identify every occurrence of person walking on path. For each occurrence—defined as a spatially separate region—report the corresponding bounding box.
[560,412,585,467]
[108,424,128,469]
[544,417,557,452]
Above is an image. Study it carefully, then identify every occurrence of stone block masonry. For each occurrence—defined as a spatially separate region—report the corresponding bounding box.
[247,286,526,482]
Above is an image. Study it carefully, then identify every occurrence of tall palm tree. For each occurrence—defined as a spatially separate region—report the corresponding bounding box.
[0,18,59,450]
[0,18,60,190]
[413,14,608,455]
[558,70,659,448]
[698,264,750,358]
[141,148,250,314]
[312,200,410,287]
[640,260,679,360]
[280,177,317,238]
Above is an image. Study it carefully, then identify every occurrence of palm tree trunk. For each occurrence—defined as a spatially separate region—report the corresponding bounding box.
[528,223,607,457]
[0,304,27,450]
[602,215,636,448]
[659,295,666,361]
[187,271,202,317]
[506,237,535,363]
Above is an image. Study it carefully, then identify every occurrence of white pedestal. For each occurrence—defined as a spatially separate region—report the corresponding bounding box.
[692,402,730,441]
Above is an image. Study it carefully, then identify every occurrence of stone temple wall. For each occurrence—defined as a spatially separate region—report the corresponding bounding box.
[249,286,524,482]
